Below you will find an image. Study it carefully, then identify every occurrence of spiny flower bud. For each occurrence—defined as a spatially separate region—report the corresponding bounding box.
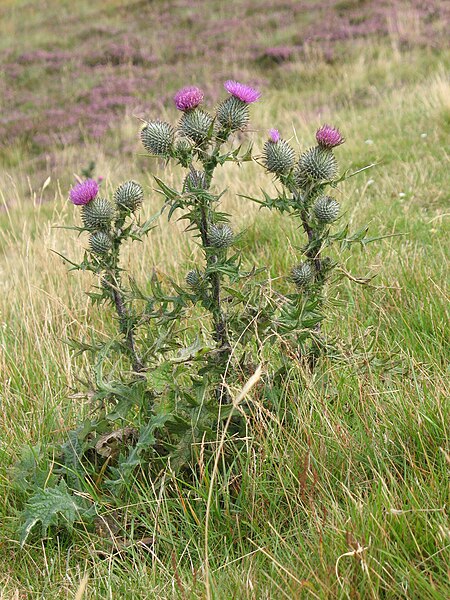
[216,96,249,131]
[183,170,207,193]
[175,138,192,154]
[179,109,213,145]
[291,262,314,288]
[141,121,174,156]
[186,269,202,288]
[295,146,338,189]
[114,180,144,212]
[209,223,234,248]
[313,195,340,223]
[89,230,112,255]
[81,197,114,230]
[263,133,295,175]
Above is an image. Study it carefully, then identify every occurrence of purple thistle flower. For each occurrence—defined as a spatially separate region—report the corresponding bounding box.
[224,80,261,104]
[173,86,204,111]
[268,128,280,143]
[69,179,99,206]
[316,124,345,149]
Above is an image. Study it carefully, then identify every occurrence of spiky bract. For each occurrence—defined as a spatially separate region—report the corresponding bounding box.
[186,269,202,288]
[81,197,114,230]
[174,138,193,166]
[89,230,112,255]
[183,170,207,193]
[179,109,213,145]
[263,138,296,175]
[141,121,174,156]
[209,223,234,248]
[313,195,340,223]
[114,180,144,212]
[291,262,314,288]
[216,96,249,131]
[295,146,338,189]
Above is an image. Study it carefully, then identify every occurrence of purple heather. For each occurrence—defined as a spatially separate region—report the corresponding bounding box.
[69,179,99,206]
[173,86,204,111]
[316,124,344,149]
[268,128,280,143]
[224,80,261,103]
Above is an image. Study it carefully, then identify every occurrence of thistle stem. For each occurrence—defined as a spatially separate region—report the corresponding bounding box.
[197,146,231,402]
[103,213,145,373]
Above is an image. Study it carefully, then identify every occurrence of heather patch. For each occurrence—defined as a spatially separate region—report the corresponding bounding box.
[0,0,448,171]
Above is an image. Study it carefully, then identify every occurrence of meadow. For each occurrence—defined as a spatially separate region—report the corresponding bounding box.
[0,0,449,598]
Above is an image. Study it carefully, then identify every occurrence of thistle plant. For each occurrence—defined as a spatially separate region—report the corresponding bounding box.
[140,81,259,401]
[16,86,378,547]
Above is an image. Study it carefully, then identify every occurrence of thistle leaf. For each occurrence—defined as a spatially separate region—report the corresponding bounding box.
[19,481,91,547]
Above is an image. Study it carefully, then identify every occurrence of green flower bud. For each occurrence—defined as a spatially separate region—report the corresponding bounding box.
[313,195,340,223]
[291,262,314,288]
[209,223,234,248]
[89,230,112,255]
[81,197,114,231]
[186,269,202,288]
[216,96,249,132]
[295,146,338,189]
[174,137,193,165]
[183,170,207,193]
[114,180,144,213]
[263,139,296,175]
[179,109,213,145]
[141,121,174,156]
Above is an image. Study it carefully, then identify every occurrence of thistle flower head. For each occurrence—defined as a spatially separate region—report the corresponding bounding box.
[291,262,314,288]
[89,230,112,255]
[209,223,234,248]
[114,180,144,212]
[69,179,98,206]
[268,128,280,143]
[313,195,340,223]
[295,146,338,189]
[186,269,202,289]
[315,124,344,149]
[174,86,204,111]
[224,80,261,104]
[183,170,207,193]
[263,137,295,175]
[179,109,213,145]
[140,121,174,156]
[81,197,114,230]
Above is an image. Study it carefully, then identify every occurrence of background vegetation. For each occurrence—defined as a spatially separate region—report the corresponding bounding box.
[0,0,449,598]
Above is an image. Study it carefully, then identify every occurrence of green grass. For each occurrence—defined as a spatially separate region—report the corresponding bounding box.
[1,8,449,599]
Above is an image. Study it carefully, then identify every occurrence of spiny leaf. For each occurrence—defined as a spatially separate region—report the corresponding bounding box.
[19,481,91,547]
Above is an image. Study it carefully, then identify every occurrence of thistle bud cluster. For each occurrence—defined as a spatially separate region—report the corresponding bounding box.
[261,124,345,295]
[41,82,372,539]
[262,124,343,192]
[140,81,260,164]
[69,178,144,255]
